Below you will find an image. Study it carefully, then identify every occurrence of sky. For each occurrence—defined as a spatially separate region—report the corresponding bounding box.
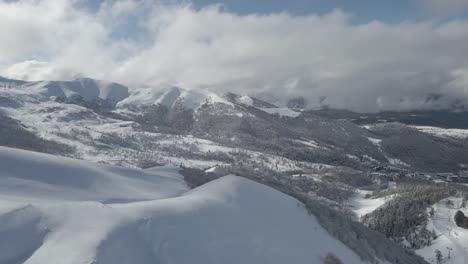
[192,0,421,23]
[1,0,468,112]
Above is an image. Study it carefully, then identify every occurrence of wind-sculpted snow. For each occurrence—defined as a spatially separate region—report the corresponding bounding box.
[0,147,368,264]
[0,205,48,264]
[96,176,367,264]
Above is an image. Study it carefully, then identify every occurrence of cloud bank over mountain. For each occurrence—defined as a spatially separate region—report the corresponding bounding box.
[1,0,468,112]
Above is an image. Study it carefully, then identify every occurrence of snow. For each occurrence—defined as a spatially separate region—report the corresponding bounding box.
[154,86,183,107]
[412,126,468,139]
[416,197,468,264]
[237,95,254,106]
[0,76,26,88]
[367,137,382,146]
[23,78,129,106]
[0,146,367,264]
[156,134,323,172]
[347,190,390,219]
[118,86,233,110]
[292,138,329,150]
[0,84,316,171]
[0,146,187,203]
[259,107,301,117]
[388,158,410,167]
[205,166,219,173]
[0,80,315,172]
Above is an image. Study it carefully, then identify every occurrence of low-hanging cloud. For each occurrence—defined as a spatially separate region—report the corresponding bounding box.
[1,0,468,112]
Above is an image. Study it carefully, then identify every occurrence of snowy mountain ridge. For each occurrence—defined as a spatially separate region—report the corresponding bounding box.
[1,77,129,107]
[0,76,300,118]
[117,86,234,112]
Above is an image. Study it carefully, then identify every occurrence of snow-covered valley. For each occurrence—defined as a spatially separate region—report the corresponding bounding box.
[3,0,468,262]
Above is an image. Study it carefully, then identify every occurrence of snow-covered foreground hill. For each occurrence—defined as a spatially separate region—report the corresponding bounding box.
[0,146,367,264]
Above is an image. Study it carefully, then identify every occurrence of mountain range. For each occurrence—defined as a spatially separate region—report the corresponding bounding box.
[1,76,468,263]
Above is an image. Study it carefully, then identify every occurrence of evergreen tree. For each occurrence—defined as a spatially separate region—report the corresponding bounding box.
[435,249,443,264]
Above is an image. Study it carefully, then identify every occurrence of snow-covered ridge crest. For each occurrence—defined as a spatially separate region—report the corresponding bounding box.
[2,75,301,118]
[0,76,27,88]
[23,78,129,106]
[118,86,234,110]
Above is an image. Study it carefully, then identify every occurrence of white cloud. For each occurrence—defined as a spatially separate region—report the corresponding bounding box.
[1,60,77,81]
[1,1,468,112]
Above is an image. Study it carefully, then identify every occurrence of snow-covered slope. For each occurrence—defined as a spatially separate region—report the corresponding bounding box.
[412,126,468,139]
[0,146,187,203]
[118,86,233,111]
[22,78,129,106]
[259,107,301,117]
[0,76,27,88]
[118,87,303,119]
[417,197,468,264]
[225,92,301,117]
[0,146,367,264]
[225,92,277,108]
[347,190,390,219]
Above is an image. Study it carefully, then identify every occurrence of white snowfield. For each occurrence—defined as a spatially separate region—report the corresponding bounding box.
[0,147,366,264]
[347,190,390,219]
[412,126,468,139]
[417,197,468,264]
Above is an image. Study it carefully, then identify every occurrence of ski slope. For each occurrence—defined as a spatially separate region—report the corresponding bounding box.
[416,197,468,264]
[347,190,389,219]
[0,147,367,264]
